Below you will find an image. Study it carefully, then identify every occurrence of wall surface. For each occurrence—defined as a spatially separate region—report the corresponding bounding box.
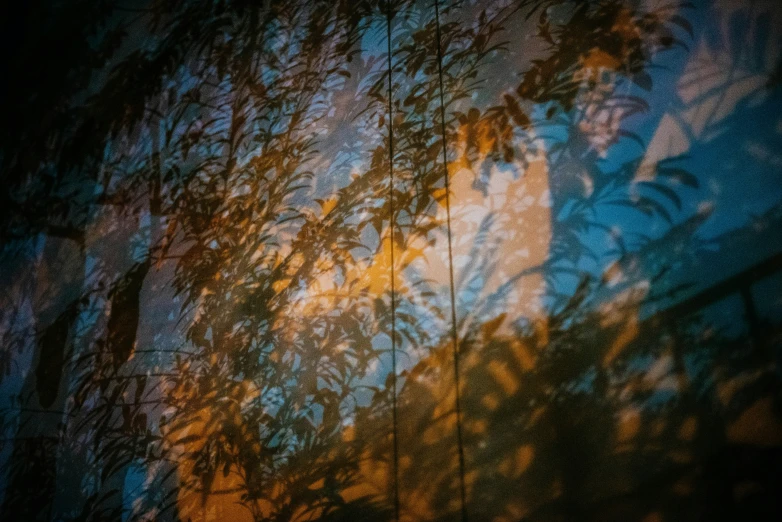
[1,1,782,521]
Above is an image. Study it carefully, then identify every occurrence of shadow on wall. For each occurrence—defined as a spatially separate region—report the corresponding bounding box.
[0,0,781,521]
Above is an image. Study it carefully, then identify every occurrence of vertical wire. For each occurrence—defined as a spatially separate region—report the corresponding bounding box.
[433,1,468,520]
[384,3,401,521]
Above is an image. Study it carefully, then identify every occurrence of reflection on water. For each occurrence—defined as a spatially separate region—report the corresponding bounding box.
[1,0,781,520]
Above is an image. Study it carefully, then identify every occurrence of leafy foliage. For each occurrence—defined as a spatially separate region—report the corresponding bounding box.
[1,0,780,521]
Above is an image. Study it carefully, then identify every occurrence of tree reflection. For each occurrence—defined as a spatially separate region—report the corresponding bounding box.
[1,0,781,521]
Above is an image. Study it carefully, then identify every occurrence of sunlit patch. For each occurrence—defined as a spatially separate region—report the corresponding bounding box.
[616,407,642,444]
[727,397,782,446]
[498,445,534,478]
